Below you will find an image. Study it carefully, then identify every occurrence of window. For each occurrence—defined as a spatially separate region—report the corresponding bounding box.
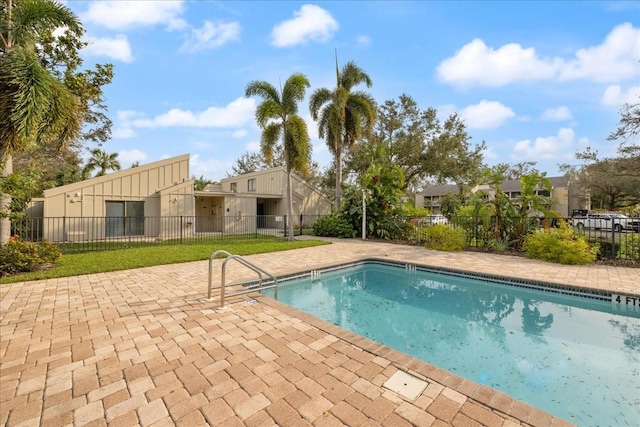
[230,182,237,192]
[248,179,256,192]
[106,201,144,237]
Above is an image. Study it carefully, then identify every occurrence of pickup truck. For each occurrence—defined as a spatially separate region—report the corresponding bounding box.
[572,213,640,232]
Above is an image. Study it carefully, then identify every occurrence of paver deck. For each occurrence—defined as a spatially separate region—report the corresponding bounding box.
[1,238,638,426]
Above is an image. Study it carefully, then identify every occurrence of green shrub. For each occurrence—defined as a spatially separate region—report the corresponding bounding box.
[0,237,62,277]
[423,225,466,251]
[620,234,640,261]
[313,214,355,238]
[523,222,598,265]
[592,237,618,259]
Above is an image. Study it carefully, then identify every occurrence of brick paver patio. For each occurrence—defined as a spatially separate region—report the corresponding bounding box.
[1,238,638,426]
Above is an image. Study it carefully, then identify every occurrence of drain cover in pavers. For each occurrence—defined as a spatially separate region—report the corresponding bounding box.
[383,370,428,400]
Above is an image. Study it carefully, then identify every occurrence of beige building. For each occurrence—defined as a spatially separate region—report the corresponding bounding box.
[195,166,332,233]
[34,154,195,242]
[28,155,331,242]
[415,176,586,217]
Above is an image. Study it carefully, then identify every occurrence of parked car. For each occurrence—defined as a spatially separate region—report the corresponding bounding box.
[421,214,449,225]
[572,213,640,232]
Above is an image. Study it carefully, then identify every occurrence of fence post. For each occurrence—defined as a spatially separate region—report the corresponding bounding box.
[611,226,616,259]
[284,215,287,237]
[474,216,478,247]
[362,191,366,241]
[180,216,184,243]
[62,216,66,250]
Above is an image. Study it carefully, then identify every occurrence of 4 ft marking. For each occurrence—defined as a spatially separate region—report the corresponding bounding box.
[612,294,640,313]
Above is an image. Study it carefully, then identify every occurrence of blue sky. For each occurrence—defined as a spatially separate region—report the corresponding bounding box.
[65,1,640,181]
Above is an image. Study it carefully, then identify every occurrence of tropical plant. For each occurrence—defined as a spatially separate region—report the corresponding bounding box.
[0,0,85,242]
[482,166,553,250]
[309,57,376,210]
[245,73,311,241]
[452,196,492,247]
[83,149,121,177]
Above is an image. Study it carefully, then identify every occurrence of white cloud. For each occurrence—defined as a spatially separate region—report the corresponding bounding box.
[602,85,640,106]
[180,20,241,53]
[112,127,136,139]
[246,141,260,151]
[482,146,499,160]
[436,39,558,87]
[132,97,256,129]
[356,35,371,47]
[232,129,248,139]
[302,114,320,140]
[118,149,148,165]
[559,23,640,82]
[436,104,457,121]
[437,23,640,87]
[271,4,338,47]
[84,35,133,62]
[460,100,515,129]
[81,1,187,30]
[112,110,146,139]
[190,153,233,181]
[512,127,584,161]
[540,106,572,121]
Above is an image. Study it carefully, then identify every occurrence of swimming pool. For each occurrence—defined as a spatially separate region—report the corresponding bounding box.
[262,261,640,426]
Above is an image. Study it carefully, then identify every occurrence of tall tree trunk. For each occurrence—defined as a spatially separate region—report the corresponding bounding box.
[285,157,295,241]
[335,151,343,211]
[0,150,13,243]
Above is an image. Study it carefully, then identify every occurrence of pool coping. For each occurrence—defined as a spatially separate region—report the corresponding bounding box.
[254,292,562,427]
[249,256,638,306]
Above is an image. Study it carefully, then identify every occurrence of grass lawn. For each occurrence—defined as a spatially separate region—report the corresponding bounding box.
[0,237,329,285]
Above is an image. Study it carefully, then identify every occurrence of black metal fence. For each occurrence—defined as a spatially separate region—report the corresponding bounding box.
[373,215,640,262]
[11,214,326,253]
[10,213,639,261]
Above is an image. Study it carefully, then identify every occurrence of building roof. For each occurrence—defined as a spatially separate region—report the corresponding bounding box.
[421,184,459,197]
[43,154,191,197]
[421,176,569,197]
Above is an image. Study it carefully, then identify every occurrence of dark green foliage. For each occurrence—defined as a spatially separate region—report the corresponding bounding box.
[482,166,553,250]
[523,222,598,265]
[346,94,485,192]
[423,224,466,251]
[313,214,355,238]
[0,236,61,277]
[590,234,640,261]
[620,234,640,261]
[309,59,376,209]
[245,73,311,241]
[592,237,618,260]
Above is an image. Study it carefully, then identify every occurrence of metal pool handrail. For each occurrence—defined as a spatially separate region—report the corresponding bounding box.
[207,250,278,307]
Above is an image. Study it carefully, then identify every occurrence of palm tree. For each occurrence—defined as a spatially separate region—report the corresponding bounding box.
[83,149,121,177]
[309,56,377,210]
[245,73,311,241]
[0,0,83,242]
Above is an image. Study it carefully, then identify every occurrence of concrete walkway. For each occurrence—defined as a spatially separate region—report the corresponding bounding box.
[1,239,638,426]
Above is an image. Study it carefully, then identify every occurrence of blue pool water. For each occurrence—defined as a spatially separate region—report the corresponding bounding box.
[262,262,640,426]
